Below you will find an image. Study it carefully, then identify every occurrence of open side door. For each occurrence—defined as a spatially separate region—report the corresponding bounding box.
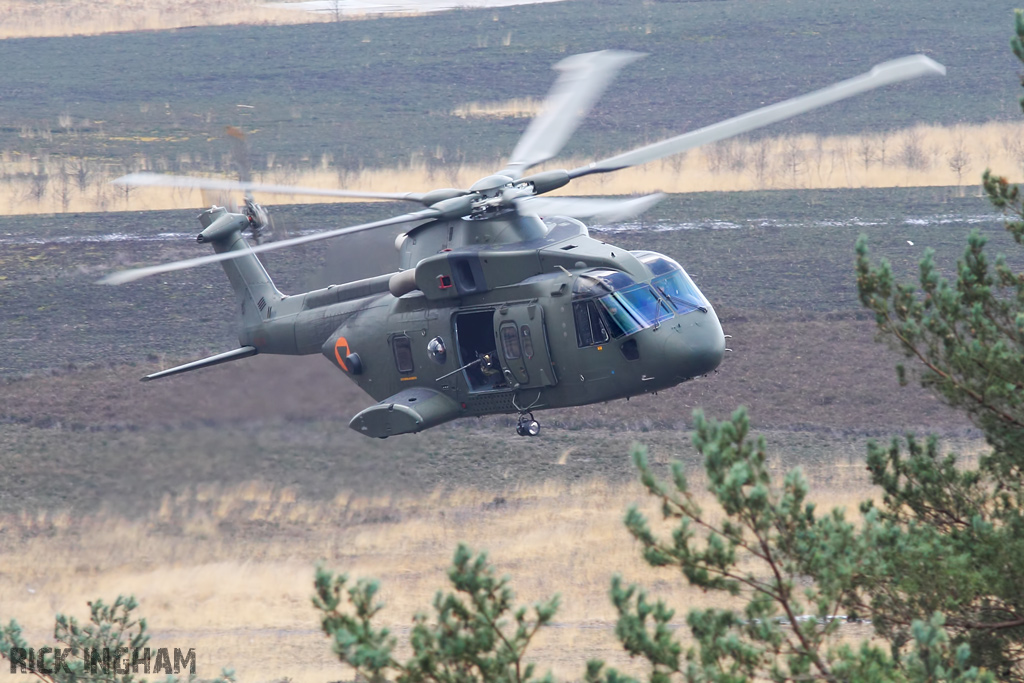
[493,303,558,389]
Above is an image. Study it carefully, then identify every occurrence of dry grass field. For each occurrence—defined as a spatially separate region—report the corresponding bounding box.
[0,467,895,683]
[0,121,1016,216]
[0,0,569,39]
[0,0,333,40]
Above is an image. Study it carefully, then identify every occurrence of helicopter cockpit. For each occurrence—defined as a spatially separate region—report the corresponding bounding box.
[572,269,672,348]
[572,253,712,349]
[632,251,710,315]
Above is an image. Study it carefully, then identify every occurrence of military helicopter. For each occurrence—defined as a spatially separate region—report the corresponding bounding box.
[103,51,944,438]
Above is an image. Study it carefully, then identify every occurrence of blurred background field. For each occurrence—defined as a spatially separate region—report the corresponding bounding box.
[0,0,1021,215]
[0,121,1013,215]
[0,0,341,39]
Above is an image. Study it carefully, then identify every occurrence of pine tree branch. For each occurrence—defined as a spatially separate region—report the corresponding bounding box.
[470,587,521,682]
[756,536,834,682]
[880,308,1024,429]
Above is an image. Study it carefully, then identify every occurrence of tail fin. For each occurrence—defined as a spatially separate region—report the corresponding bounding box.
[197,206,284,347]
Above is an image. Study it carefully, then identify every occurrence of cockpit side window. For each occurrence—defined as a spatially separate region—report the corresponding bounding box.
[596,295,639,337]
[573,269,677,345]
[574,299,610,347]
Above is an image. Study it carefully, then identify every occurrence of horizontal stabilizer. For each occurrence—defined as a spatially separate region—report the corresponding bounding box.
[349,387,462,438]
[142,346,258,382]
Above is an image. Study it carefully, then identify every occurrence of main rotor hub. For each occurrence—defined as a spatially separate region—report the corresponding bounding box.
[469,174,515,199]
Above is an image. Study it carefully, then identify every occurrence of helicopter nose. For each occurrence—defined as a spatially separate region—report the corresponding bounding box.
[661,308,726,380]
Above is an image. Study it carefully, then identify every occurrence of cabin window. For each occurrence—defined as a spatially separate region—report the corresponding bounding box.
[573,300,610,347]
[520,325,535,359]
[500,322,522,360]
[392,335,414,374]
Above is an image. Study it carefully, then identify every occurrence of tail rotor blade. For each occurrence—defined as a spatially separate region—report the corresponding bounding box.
[569,55,946,179]
[500,50,644,179]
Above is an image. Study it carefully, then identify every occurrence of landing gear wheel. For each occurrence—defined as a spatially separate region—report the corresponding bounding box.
[516,413,540,437]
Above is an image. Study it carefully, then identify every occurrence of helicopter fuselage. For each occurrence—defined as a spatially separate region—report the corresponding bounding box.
[230,210,725,438]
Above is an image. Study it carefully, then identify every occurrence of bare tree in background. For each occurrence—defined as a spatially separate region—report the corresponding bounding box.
[751,137,771,188]
[877,129,891,166]
[858,134,877,171]
[119,155,140,208]
[726,138,748,173]
[704,141,726,174]
[947,127,972,196]
[56,158,72,212]
[898,128,928,170]
[808,134,828,185]
[70,156,91,192]
[329,0,344,21]
[28,162,48,205]
[668,148,686,175]
[781,135,804,187]
[1000,126,1024,167]
[833,139,853,185]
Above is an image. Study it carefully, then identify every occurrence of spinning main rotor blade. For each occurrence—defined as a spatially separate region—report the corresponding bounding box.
[501,50,643,180]
[114,172,427,203]
[517,193,665,224]
[98,210,437,285]
[569,55,946,179]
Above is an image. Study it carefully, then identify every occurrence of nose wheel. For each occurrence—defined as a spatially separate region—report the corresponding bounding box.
[516,412,540,437]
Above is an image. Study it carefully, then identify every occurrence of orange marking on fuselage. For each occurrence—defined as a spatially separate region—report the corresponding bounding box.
[334,336,351,372]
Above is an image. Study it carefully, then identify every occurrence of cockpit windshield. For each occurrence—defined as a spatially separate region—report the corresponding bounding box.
[572,269,672,347]
[632,251,709,314]
[617,284,671,327]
